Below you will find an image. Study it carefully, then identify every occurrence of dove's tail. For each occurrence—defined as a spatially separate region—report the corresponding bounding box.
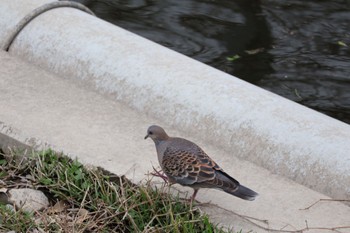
[213,170,258,201]
[228,184,258,201]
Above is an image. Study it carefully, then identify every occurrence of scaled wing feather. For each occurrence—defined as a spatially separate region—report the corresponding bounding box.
[162,146,222,185]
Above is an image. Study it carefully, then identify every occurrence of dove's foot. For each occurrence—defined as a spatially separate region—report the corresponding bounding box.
[151,166,169,183]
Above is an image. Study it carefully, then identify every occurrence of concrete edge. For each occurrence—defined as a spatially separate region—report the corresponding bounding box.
[0,121,50,153]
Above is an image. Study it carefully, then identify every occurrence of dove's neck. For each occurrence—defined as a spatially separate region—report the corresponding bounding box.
[154,139,169,163]
[153,138,167,146]
[152,134,169,145]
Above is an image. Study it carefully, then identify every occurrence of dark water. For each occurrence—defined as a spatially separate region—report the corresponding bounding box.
[74,0,350,124]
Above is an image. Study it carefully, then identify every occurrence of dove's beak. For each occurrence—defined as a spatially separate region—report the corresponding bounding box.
[144,134,149,140]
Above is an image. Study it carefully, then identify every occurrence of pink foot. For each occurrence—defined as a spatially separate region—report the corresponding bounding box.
[151,166,169,184]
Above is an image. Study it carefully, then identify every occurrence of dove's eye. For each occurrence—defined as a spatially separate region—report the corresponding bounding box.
[149,131,153,135]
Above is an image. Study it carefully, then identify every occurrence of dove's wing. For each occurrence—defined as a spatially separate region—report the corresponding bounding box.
[162,145,224,185]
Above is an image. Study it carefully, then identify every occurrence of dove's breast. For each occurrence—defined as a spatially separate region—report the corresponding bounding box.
[155,140,169,165]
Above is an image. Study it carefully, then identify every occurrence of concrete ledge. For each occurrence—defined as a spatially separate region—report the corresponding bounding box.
[0,0,349,201]
[1,51,350,232]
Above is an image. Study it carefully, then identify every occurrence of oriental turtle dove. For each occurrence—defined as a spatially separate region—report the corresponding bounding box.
[145,125,258,201]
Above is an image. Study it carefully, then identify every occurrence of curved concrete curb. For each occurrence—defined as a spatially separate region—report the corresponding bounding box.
[0,0,349,200]
[2,1,94,51]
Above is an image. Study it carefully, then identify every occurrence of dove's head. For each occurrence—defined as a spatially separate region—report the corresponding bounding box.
[144,125,169,143]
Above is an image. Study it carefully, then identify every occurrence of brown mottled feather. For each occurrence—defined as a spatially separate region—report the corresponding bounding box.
[162,146,224,186]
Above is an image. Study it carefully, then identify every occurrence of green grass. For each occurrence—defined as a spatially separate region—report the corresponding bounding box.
[0,149,230,232]
[0,204,36,232]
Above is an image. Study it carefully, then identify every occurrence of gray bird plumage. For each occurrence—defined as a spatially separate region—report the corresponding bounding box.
[145,125,258,201]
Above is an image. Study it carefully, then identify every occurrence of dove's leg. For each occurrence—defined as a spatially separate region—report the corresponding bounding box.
[191,189,199,202]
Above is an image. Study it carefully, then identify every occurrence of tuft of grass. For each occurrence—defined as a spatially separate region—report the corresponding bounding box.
[0,149,230,232]
[0,204,36,232]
